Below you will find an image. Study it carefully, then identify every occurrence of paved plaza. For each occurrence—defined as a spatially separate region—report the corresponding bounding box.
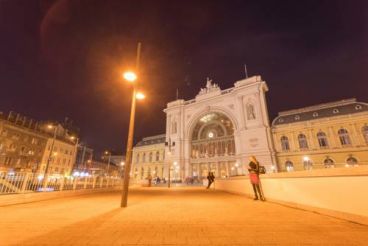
[1,187,367,245]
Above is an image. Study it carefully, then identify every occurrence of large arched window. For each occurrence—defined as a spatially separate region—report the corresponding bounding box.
[338,128,351,146]
[346,156,358,167]
[324,158,335,168]
[285,161,294,172]
[298,134,308,149]
[191,112,235,158]
[317,131,329,148]
[281,136,290,151]
[362,125,368,144]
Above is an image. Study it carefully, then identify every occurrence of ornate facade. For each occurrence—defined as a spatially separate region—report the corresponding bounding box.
[164,76,275,180]
[272,99,368,171]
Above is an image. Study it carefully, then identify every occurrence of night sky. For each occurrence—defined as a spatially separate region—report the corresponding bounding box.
[1,0,367,156]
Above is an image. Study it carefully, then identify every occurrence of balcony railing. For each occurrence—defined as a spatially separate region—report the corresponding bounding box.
[0,171,122,195]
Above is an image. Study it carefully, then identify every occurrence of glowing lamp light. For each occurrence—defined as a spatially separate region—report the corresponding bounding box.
[303,156,310,162]
[121,162,125,166]
[47,124,53,129]
[136,92,145,100]
[123,71,137,82]
[73,171,80,177]
[235,163,239,167]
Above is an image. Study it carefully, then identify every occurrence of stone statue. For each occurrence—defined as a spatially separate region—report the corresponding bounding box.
[247,103,256,120]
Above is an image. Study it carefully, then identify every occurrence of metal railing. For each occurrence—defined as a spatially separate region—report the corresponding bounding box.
[0,172,122,195]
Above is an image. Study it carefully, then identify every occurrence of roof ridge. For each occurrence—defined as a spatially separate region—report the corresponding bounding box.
[278,98,357,116]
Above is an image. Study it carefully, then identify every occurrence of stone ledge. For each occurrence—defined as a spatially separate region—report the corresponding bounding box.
[0,186,123,207]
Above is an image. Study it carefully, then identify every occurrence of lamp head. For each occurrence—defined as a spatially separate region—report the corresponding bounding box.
[123,71,137,82]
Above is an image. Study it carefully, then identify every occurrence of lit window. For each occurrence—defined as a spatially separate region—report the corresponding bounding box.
[303,157,313,170]
[362,125,368,144]
[285,161,294,172]
[323,158,335,168]
[317,131,329,148]
[346,156,358,167]
[280,136,290,151]
[338,128,351,146]
[298,134,308,149]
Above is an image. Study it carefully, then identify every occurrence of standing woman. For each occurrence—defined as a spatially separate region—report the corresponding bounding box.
[248,156,265,201]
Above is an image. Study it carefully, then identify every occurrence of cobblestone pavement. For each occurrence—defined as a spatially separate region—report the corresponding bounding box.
[1,187,367,245]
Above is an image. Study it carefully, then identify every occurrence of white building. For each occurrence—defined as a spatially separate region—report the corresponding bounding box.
[164,76,276,180]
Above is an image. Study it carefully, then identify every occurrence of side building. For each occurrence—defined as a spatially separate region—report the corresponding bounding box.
[272,99,368,171]
[132,134,166,182]
[0,112,78,176]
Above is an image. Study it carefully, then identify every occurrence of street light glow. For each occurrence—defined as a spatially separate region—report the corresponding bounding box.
[47,124,53,129]
[136,92,145,100]
[123,71,137,82]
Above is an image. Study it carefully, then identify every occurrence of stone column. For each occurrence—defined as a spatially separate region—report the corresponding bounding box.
[216,162,220,177]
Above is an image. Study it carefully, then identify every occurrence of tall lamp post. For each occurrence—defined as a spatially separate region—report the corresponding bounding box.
[43,124,57,188]
[120,42,146,208]
[104,151,111,176]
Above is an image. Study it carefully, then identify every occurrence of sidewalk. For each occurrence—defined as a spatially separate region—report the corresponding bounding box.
[0,187,367,245]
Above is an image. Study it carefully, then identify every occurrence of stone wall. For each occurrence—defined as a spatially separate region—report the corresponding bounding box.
[215,167,368,225]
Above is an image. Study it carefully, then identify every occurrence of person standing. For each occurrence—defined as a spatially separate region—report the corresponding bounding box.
[206,172,215,189]
[248,156,265,201]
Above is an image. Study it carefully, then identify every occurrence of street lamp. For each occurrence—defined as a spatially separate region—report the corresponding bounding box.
[104,151,111,176]
[43,124,57,188]
[120,42,145,208]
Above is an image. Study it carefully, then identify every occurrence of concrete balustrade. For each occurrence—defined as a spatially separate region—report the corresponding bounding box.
[215,166,368,225]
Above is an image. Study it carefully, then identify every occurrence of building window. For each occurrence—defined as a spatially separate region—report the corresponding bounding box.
[156,151,160,161]
[136,154,140,163]
[298,134,308,149]
[149,152,153,162]
[338,128,351,146]
[362,125,368,144]
[140,167,144,178]
[303,157,313,170]
[346,156,358,167]
[285,161,294,172]
[317,131,329,148]
[142,153,146,163]
[324,158,335,168]
[280,136,290,151]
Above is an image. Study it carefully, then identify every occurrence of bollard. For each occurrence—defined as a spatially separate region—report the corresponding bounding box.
[92,177,96,188]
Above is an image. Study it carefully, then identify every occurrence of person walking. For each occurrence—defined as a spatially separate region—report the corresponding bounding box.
[206,172,215,189]
[248,156,265,201]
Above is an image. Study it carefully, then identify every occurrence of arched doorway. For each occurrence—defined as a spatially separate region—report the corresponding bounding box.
[190,112,235,178]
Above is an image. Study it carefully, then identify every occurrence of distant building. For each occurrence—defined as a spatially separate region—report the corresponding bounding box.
[75,143,93,171]
[272,99,368,171]
[87,160,120,177]
[0,111,78,175]
[132,134,165,181]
